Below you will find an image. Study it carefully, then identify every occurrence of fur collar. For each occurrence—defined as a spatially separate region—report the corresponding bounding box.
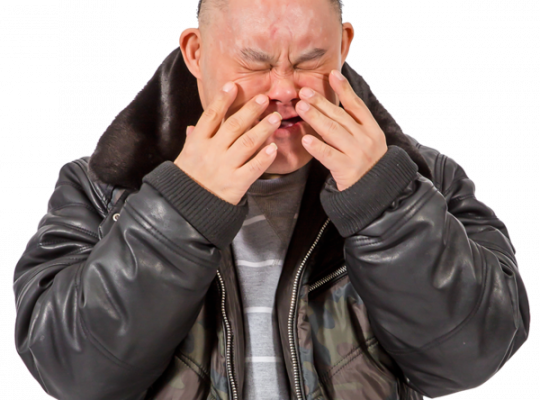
[87,47,432,190]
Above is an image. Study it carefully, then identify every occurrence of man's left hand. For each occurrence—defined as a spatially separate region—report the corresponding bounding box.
[296,69,388,192]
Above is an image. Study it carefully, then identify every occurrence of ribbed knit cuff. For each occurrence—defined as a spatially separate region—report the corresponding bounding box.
[319,145,418,237]
[142,161,248,250]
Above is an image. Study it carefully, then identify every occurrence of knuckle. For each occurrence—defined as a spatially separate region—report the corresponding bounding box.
[325,119,339,135]
[182,137,200,154]
[348,92,365,105]
[322,143,333,159]
[239,133,256,149]
[335,107,348,120]
[248,157,264,174]
[365,134,375,147]
[203,108,220,122]
[226,116,242,131]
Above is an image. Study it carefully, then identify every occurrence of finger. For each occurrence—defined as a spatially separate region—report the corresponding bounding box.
[329,69,378,131]
[295,100,360,154]
[193,81,238,140]
[301,133,347,172]
[228,111,282,167]
[186,125,195,136]
[298,86,360,135]
[237,140,278,183]
[214,93,269,149]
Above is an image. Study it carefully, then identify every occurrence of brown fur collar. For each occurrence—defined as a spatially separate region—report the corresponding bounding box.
[87,47,432,190]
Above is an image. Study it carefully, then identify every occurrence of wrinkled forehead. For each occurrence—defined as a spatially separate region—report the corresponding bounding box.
[209,0,340,54]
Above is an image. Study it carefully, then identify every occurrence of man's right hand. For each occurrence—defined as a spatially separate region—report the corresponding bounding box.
[174,81,282,206]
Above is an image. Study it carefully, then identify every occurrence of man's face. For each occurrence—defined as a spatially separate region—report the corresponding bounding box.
[182,0,354,175]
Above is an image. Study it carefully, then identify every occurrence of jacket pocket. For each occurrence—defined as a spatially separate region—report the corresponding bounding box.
[145,289,218,400]
[320,342,399,400]
[307,274,400,400]
[145,352,210,400]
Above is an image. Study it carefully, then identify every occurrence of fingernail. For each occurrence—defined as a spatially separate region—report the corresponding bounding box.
[268,112,281,124]
[301,87,314,98]
[266,142,278,154]
[255,94,268,105]
[297,101,310,112]
[332,70,345,81]
[222,82,235,92]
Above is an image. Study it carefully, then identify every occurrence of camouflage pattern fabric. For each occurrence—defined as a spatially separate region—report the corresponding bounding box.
[146,271,410,400]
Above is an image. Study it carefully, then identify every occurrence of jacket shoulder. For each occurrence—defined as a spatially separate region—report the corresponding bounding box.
[55,156,124,219]
[403,133,466,196]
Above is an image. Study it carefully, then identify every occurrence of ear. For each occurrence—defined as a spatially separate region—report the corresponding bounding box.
[179,28,203,80]
[340,22,354,67]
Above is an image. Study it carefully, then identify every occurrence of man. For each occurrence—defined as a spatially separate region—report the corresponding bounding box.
[13,0,529,399]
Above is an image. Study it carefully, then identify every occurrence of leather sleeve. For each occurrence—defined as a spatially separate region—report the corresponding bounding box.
[13,159,247,400]
[321,65,530,398]
[320,145,530,398]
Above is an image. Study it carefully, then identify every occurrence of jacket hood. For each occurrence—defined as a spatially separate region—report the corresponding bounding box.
[87,47,432,190]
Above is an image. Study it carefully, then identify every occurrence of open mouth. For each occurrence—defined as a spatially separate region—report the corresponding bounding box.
[279,116,303,128]
[255,115,304,130]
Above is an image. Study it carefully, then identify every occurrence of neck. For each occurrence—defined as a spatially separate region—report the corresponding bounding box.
[260,172,283,180]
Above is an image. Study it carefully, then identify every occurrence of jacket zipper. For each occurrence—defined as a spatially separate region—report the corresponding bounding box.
[216,270,238,400]
[308,265,347,293]
[288,217,331,400]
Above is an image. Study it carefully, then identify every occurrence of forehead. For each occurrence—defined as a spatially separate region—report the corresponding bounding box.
[210,0,339,52]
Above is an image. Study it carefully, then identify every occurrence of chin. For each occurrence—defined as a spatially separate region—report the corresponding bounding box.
[258,122,317,174]
[265,146,314,175]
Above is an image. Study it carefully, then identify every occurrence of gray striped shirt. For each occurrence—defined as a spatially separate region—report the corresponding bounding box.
[231,160,312,400]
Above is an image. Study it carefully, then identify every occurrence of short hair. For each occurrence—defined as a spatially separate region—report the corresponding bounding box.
[196,0,343,26]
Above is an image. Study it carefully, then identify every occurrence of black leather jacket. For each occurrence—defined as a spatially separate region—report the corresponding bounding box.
[13,48,530,400]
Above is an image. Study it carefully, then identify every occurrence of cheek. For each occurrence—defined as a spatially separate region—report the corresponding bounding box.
[226,74,273,117]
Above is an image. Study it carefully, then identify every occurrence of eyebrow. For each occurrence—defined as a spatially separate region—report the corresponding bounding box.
[239,47,327,65]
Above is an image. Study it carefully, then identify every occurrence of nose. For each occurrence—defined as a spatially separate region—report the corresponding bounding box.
[266,72,299,105]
